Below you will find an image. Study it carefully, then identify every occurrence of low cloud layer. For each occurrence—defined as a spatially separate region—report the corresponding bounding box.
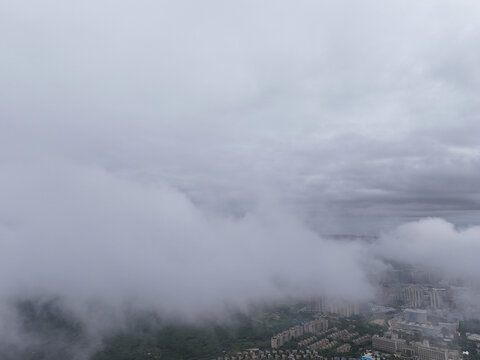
[0,160,375,312]
[0,160,379,358]
[376,218,480,282]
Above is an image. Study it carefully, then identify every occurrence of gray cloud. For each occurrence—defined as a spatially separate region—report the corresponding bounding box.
[375,218,480,282]
[0,160,374,307]
[0,160,378,358]
[3,1,480,233]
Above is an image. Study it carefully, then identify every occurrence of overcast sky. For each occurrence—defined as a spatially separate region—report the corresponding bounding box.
[2,0,480,234]
[1,2,480,354]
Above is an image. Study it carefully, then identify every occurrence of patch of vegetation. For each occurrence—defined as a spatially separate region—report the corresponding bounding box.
[92,312,277,360]
[459,320,480,336]
[0,298,88,360]
[458,320,480,360]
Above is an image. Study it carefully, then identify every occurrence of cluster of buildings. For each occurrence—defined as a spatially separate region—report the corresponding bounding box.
[390,309,459,341]
[306,329,369,352]
[271,319,329,349]
[372,335,459,360]
[305,319,330,335]
[271,317,373,354]
[403,286,447,309]
[308,338,337,351]
[328,330,358,341]
[336,344,351,353]
[379,285,448,310]
[466,333,480,343]
[215,350,358,360]
[308,298,360,317]
[368,304,460,360]
[352,335,371,345]
[326,303,360,318]
[299,337,318,347]
[381,265,441,286]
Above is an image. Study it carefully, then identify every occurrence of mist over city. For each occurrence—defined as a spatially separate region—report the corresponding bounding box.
[1,1,480,359]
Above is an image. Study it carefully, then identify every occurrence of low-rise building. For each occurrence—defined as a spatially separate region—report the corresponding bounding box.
[372,335,406,353]
[372,335,459,360]
[304,319,329,335]
[336,344,351,353]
